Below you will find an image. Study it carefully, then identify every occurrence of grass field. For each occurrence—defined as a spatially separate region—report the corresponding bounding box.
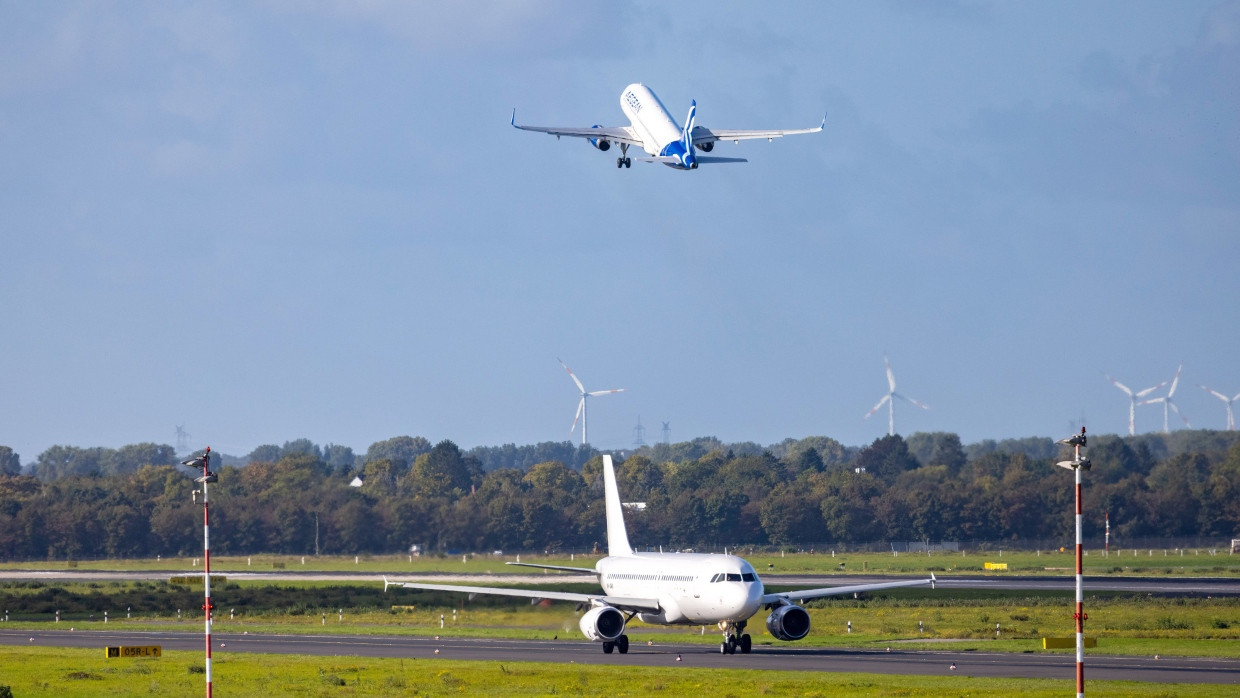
[2,548,1237,576]
[1,551,1237,695]
[0,646,1233,698]
[2,579,1237,658]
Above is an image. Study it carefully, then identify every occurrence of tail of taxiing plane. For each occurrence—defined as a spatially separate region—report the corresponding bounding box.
[602,455,633,556]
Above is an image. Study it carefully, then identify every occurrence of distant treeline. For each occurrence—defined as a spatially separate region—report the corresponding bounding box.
[0,432,1237,561]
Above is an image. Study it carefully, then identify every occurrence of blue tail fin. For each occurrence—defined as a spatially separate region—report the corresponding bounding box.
[682,100,697,152]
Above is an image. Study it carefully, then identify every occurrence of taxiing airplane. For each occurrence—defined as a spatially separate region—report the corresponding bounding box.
[511,83,825,170]
[385,455,935,655]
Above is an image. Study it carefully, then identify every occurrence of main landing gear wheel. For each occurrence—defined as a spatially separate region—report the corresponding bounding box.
[616,157,631,168]
[602,641,614,654]
[739,634,752,654]
[616,634,629,654]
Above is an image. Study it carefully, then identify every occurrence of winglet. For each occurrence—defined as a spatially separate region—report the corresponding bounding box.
[383,575,391,592]
[602,455,633,556]
[819,112,827,131]
[930,573,937,590]
[510,108,517,128]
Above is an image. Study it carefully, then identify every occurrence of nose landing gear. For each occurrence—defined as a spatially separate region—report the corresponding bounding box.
[718,621,752,654]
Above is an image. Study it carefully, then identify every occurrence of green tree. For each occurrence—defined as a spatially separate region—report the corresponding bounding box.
[281,438,322,461]
[0,446,21,476]
[364,436,432,471]
[906,432,967,474]
[760,483,825,546]
[33,445,108,480]
[247,444,282,464]
[105,443,177,476]
[852,435,918,480]
[323,444,356,474]
[405,440,478,498]
[616,455,662,500]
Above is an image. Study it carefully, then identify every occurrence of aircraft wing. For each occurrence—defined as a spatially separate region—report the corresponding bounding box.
[691,115,825,145]
[384,578,662,614]
[505,561,597,574]
[761,574,935,604]
[511,111,644,147]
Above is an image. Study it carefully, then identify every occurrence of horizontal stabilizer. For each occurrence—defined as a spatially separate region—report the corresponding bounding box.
[633,156,748,165]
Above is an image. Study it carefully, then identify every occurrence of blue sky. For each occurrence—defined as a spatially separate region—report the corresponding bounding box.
[2,1,1238,460]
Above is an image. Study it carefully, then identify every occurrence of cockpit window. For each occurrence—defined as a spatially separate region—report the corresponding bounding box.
[726,573,742,582]
[742,572,756,582]
[709,573,722,583]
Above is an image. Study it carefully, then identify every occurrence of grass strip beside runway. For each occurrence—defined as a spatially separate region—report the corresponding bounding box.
[0,646,1234,698]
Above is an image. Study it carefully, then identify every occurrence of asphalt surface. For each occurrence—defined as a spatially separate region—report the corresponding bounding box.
[5,569,1240,596]
[2,628,1237,685]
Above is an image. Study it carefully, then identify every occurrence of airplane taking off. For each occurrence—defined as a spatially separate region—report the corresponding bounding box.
[511,83,825,170]
[385,455,934,655]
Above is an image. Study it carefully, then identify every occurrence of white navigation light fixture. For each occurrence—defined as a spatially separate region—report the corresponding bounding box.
[1104,372,1166,436]
[864,354,928,436]
[1197,383,1239,431]
[558,358,626,446]
[1138,363,1191,433]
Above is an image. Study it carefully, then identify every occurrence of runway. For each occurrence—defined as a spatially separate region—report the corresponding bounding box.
[2,628,1237,685]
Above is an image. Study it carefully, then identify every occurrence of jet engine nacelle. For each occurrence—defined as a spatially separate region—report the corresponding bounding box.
[765,604,811,641]
[698,141,714,152]
[579,605,625,642]
[588,125,611,151]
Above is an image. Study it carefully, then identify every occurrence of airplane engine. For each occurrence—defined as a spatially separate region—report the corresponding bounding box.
[588,125,611,151]
[765,604,811,641]
[698,141,714,152]
[579,605,626,642]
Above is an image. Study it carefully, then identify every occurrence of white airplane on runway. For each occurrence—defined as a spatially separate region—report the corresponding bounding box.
[385,455,934,656]
[511,83,825,169]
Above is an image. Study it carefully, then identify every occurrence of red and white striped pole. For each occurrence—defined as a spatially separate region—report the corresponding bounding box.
[203,446,212,698]
[1074,441,1084,697]
[183,446,216,698]
[1057,427,1089,698]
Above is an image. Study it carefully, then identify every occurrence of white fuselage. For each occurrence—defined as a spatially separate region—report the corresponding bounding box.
[619,83,684,157]
[596,552,763,625]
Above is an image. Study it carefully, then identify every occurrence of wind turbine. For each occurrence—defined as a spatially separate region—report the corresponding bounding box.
[864,355,928,436]
[558,358,626,446]
[1138,364,1191,433]
[1104,372,1166,436]
[1197,383,1240,430]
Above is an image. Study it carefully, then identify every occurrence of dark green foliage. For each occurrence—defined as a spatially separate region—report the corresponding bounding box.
[0,446,22,476]
[2,432,1238,558]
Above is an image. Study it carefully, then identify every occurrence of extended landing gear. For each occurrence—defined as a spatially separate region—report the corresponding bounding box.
[616,143,631,168]
[602,634,630,654]
[718,621,752,655]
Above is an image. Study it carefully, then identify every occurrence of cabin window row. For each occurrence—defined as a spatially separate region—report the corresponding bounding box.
[608,573,694,582]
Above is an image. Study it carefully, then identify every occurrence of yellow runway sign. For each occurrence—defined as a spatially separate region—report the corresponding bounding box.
[105,645,162,658]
